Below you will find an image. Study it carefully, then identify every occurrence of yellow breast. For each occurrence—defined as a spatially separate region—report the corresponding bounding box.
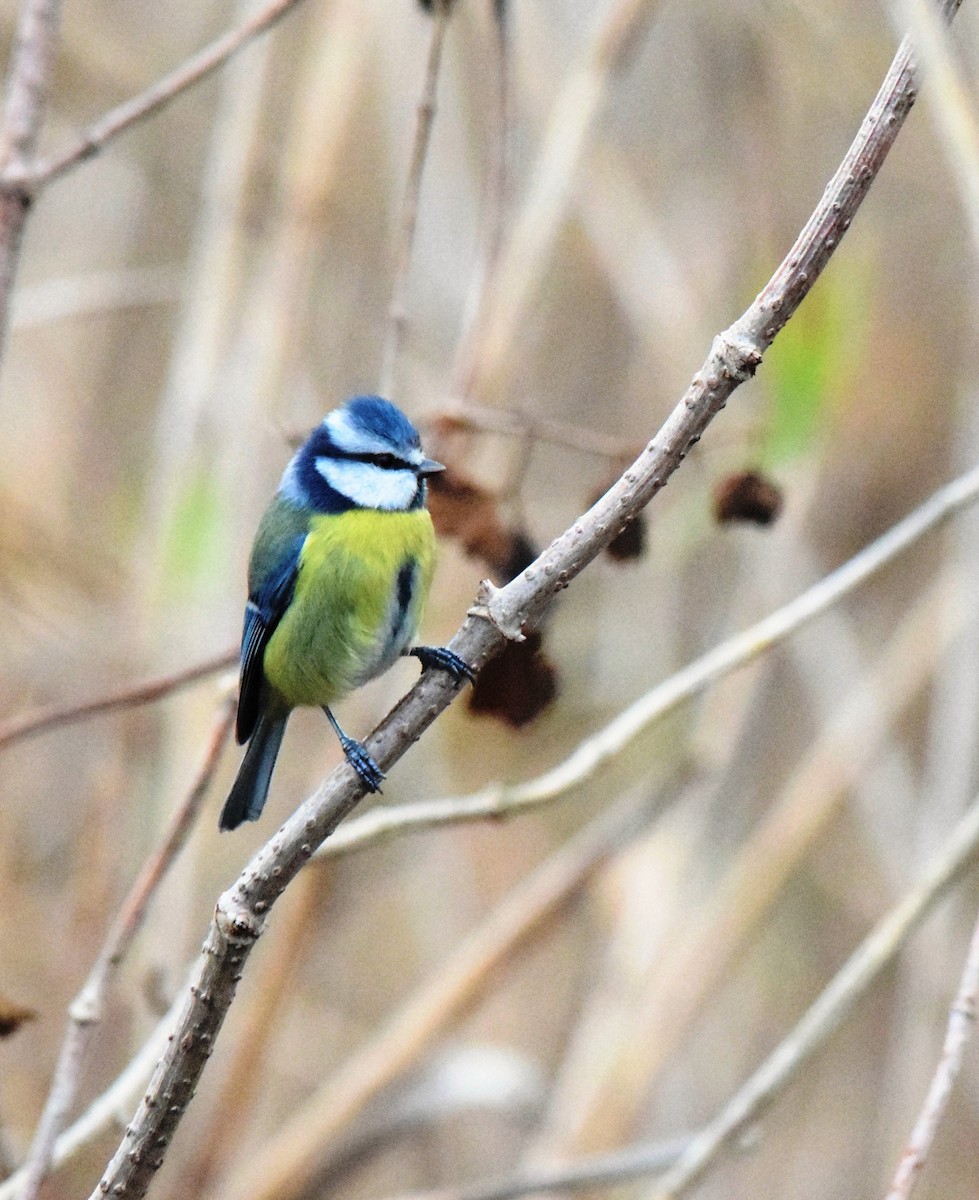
[263,507,437,709]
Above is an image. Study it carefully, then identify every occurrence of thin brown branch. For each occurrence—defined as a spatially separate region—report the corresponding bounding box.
[172,871,322,1196]
[644,793,979,1200]
[3,0,309,193]
[0,0,63,366]
[312,457,979,863]
[0,996,183,1200]
[86,9,959,1197]
[883,902,979,1200]
[220,788,659,1200]
[429,403,641,462]
[0,648,237,752]
[17,695,235,1200]
[547,572,955,1165]
[379,1,453,398]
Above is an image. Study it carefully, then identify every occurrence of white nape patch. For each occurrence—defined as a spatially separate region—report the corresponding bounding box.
[278,452,306,505]
[316,457,418,510]
[325,408,424,466]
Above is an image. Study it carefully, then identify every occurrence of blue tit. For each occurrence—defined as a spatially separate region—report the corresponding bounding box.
[219,396,473,831]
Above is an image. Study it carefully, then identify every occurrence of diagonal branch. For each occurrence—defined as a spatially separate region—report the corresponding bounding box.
[2,0,311,193]
[86,6,963,1198]
[883,901,979,1200]
[16,696,235,1200]
[220,785,663,1200]
[314,458,979,861]
[643,794,979,1200]
[0,649,236,752]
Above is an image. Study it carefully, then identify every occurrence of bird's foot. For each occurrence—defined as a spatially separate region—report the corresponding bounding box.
[410,645,475,684]
[338,733,385,793]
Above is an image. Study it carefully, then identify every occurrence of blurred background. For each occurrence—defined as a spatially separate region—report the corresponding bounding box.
[2,0,979,1197]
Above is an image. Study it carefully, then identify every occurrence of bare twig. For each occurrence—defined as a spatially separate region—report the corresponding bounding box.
[0,0,61,175]
[883,903,979,1200]
[219,787,661,1200]
[0,0,64,364]
[450,0,511,400]
[643,793,979,1200]
[16,695,235,1200]
[171,871,322,1195]
[315,459,979,861]
[0,648,236,752]
[530,569,957,1164]
[453,0,664,403]
[379,1,454,398]
[88,10,959,1196]
[2,0,309,193]
[0,784,649,1200]
[429,403,640,461]
[0,987,188,1200]
[393,1135,691,1200]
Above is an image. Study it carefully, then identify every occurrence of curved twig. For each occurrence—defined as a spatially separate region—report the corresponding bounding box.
[0,649,237,751]
[313,458,979,860]
[2,0,310,193]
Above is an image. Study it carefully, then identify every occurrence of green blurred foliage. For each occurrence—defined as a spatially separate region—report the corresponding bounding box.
[159,467,226,598]
[761,253,872,465]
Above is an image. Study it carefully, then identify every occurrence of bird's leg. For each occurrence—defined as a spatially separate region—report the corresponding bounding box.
[322,707,384,793]
[408,645,475,684]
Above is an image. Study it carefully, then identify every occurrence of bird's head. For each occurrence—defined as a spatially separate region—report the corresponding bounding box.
[281,396,444,513]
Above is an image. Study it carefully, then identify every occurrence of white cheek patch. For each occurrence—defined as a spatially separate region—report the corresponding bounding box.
[316,457,418,510]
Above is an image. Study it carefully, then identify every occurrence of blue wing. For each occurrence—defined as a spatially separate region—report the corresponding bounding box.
[236,534,306,744]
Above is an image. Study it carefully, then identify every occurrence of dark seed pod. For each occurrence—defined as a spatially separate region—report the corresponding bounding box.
[713,469,784,526]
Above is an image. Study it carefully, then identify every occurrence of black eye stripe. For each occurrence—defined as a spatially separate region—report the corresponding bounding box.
[363,452,406,469]
[327,447,413,470]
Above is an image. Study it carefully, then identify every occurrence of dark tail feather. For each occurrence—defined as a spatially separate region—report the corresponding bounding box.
[219,711,288,831]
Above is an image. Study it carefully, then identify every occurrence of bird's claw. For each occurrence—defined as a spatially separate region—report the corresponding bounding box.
[338,734,385,793]
[410,645,475,684]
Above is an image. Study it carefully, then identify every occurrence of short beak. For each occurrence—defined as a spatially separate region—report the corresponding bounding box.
[419,457,445,476]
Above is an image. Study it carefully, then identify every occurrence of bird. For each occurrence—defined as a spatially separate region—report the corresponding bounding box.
[219,396,474,831]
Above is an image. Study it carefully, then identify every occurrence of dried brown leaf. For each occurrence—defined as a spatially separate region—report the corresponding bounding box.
[713,469,784,526]
[0,994,37,1038]
[467,631,559,727]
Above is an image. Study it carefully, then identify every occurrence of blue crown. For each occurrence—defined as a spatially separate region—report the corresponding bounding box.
[340,396,422,452]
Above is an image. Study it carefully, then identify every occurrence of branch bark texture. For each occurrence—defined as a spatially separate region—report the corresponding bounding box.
[0,0,63,367]
[89,5,963,1198]
[17,699,235,1200]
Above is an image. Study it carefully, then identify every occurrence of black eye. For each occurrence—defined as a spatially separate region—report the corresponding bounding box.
[373,453,401,469]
